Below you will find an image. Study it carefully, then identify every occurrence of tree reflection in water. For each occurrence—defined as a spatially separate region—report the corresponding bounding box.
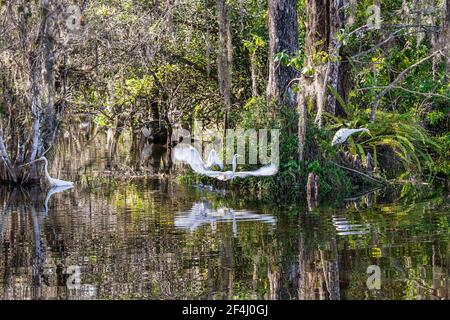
[0,180,447,300]
[0,129,448,300]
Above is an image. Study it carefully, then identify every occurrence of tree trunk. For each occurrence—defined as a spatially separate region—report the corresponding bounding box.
[42,1,58,150]
[29,54,43,181]
[326,0,344,116]
[0,129,16,183]
[216,0,233,128]
[250,52,259,97]
[298,0,329,160]
[441,0,449,83]
[267,0,299,107]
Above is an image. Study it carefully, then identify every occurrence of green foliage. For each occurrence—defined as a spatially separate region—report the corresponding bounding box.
[187,97,354,201]
[243,34,264,55]
[426,110,446,126]
[325,107,444,178]
[273,51,290,66]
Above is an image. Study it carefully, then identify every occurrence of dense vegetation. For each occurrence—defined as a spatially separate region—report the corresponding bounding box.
[0,0,448,199]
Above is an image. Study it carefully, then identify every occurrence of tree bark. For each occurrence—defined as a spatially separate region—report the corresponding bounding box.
[216,0,233,128]
[29,53,43,181]
[267,0,299,107]
[326,0,344,116]
[441,0,449,83]
[250,52,259,97]
[42,0,58,150]
[0,129,16,183]
[298,0,329,160]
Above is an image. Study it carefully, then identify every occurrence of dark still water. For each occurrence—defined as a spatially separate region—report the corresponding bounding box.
[0,179,448,300]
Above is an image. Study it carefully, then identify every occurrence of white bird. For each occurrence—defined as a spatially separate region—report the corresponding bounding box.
[203,160,278,181]
[331,128,371,146]
[173,146,278,181]
[173,145,224,170]
[23,156,74,187]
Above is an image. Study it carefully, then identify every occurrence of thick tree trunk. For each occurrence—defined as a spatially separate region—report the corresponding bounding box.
[0,129,16,183]
[310,0,330,128]
[267,0,299,107]
[0,0,62,184]
[216,0,233,128]
[29,56,43,181]
[298,0,329,160]
[326,0,344,115]
[43,18,58,149]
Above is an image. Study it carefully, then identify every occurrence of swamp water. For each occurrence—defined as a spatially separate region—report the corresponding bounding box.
[0,130,448,300]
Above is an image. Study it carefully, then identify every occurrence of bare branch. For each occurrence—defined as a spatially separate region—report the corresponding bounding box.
[370,49,445,122]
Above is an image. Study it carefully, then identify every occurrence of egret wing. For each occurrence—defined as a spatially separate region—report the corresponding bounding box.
[173,145,204,168]
[233,164,278,178]
[206,149,224,169]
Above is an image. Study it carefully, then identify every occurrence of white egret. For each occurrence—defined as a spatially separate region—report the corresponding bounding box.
[22,156,74,187]
[331,128,371,146]
[173,146,278,181]
[173,145,224,170]
[203,162,278,181]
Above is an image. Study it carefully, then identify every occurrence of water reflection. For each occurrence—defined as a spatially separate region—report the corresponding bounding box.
[332,216,371,236]
[0,129,448,300]
[0,180,447,300]
[44,186,74,216]
[174,201,276,236]
[0,186,76,299]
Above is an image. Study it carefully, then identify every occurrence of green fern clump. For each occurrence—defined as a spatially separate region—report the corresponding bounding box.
[434,133,450,177]
[364,112,441,177]
[325,109,443,179]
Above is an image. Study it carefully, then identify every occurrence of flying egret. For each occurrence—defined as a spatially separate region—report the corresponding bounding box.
[174,146,278,181]
[22,156,74,187]
[205,162,278,181]
[173,145,224,170]
[331,128,371,146]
